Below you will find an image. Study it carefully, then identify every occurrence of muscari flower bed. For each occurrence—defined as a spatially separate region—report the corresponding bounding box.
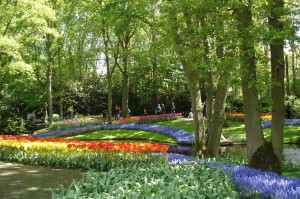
[261,119,300,129]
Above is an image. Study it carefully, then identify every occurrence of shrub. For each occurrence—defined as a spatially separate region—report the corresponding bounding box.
[0,117,26,135]
[53,114,60,122]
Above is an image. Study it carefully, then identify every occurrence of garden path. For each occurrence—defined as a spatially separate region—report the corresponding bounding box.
[0,161,84,199]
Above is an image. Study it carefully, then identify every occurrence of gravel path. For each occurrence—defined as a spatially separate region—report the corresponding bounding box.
[0,161,85,199]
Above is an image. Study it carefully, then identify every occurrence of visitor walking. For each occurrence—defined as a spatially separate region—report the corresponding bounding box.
[171,102,175,114]
[188,108,193,118]
[102,110,108,125]
[156,104,162,115]
[286,102,292,119]
[161,104,165,114]
[74,109,77,120]
[128,108,131,118]
[115,104,121,120]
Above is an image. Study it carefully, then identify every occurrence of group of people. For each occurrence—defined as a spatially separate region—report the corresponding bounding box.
[66,109,77,120]
[102,104,128,125]
[155,102,176,115]
[27,111,36,124]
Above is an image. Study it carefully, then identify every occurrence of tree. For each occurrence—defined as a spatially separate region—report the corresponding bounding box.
[0,0,57,119]
[161,0,207,155]
[269,0,286,170]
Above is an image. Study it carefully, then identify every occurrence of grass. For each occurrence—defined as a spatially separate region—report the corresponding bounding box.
[67,129,177,144]
[158,118,195,133]
[160,119,300,144]
[64,118,300,144]
[283,170,300,178]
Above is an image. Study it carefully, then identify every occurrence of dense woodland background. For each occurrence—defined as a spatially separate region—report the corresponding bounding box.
[1,0,300,172]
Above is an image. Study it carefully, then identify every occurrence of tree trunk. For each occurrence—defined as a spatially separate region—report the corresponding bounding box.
[185,69,206,156]
[47,63,53,126]
[207,82,228,156]
[285,55,290,95]
[235,3,277,172]
[105,51,113,122]
[46,34,53,126]
[205,72,213,140]
[122,56,129,118]
[206,34,231,157]
[269,0,285,170]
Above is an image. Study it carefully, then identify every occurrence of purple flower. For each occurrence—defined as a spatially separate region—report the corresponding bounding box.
[167,153,195,164]
[208,161,300,199]
[261,119,300,129]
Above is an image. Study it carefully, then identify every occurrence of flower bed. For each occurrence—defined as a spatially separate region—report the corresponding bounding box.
[225,112,272,122]
[261,119,300,129]
[52,160,238,198]
[34,123,195,145]
[167,155,300,199]
[210,161,300,199]
[0,134,168,171]
[1,134,300,197]
[0,134,169,154]
[112,113,182,124]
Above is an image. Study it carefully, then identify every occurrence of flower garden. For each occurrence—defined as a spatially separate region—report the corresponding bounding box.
[1,113,300,198]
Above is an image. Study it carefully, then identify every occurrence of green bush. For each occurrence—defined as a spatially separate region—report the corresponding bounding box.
[292,99,300,118]
[53,114,60,122]
[52,161,238,198]
[0,117,27,135]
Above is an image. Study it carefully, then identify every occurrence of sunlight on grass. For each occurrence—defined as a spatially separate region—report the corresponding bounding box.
[283,171,300,178]
[102,119,298,144]
[67,130,177,144]
[39,118,299,144]
[158,119,195,134]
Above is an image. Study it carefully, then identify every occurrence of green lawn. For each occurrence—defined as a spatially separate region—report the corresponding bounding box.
[65,119,300,144]
[283,170,300,178]
[159,119,300,144]
[66,129,177,144]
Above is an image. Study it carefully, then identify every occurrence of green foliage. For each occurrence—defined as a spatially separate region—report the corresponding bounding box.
[0,117,27,135]
[292,79,300,98]
[53,114,60,122]
[52,161,238,198]
[282,161,300,172]
[285,95,300,118]
[292,99,300,118]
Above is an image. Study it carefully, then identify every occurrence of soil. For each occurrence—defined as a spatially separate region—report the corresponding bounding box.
[0,161,85,199]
